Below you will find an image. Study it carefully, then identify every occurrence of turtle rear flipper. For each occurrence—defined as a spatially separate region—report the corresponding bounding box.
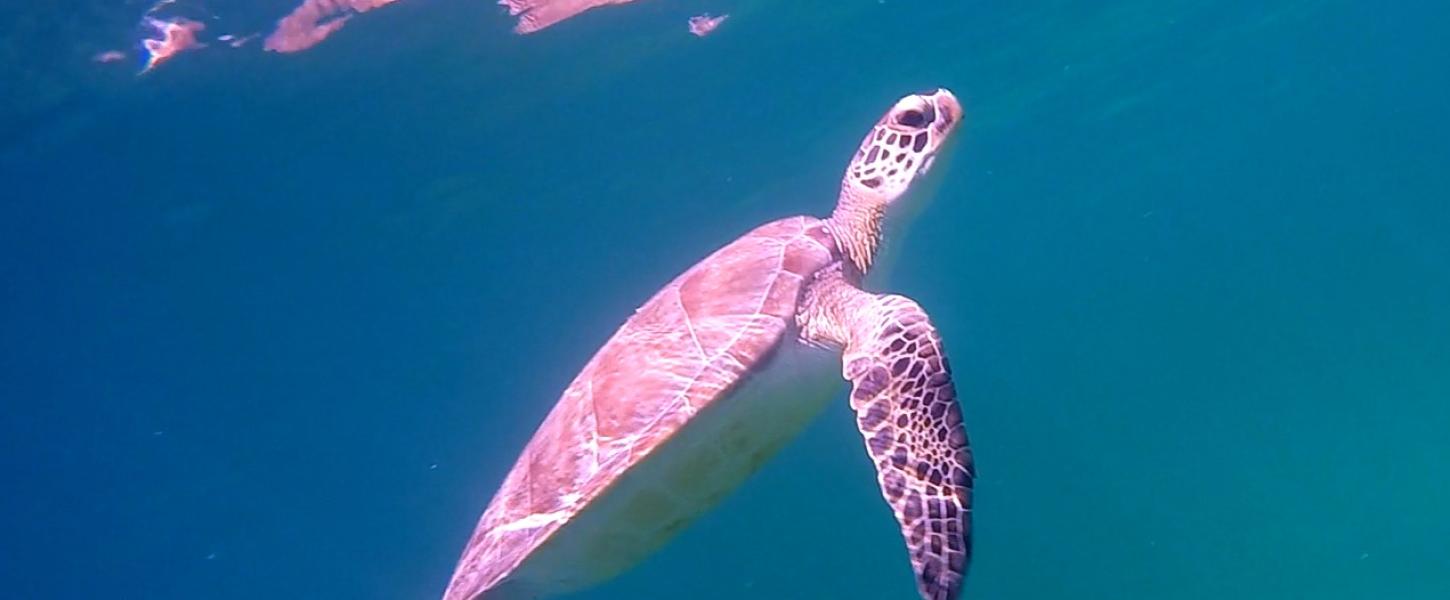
[799,266,974,600]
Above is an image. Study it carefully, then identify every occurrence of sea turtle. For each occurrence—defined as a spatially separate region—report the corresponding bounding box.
[443,89,974,600]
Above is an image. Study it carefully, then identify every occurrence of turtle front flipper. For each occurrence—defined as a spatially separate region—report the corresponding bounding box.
[843,296,974,600]
[798,266,975,600]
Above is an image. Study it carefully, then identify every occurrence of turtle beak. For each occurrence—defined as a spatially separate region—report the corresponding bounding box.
[925,88,962,134]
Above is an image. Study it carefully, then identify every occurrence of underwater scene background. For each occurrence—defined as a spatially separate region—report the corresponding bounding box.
[2,1,1447,598]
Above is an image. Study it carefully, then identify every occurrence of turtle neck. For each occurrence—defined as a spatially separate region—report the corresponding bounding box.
[825,183,886,277]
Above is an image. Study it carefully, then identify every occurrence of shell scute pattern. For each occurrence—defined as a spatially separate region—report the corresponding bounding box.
[444,217,838,598]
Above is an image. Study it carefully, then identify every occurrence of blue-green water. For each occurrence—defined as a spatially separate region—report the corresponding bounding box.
[3,1,1448,598]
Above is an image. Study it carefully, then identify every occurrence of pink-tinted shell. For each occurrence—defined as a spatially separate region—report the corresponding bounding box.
[444,216,838,598]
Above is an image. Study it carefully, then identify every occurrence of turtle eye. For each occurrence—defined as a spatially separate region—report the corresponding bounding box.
[896,109,927,127]
[896,103,936,128]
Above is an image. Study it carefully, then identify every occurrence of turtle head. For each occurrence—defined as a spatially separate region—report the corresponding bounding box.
[845,89,962,203]
[831,88,963,274]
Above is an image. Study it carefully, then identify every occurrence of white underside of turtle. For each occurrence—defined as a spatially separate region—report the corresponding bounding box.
[487,329,839,599]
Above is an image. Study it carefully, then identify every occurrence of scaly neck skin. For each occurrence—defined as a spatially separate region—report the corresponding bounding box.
[796,262,874,350]
[825,182,886,278]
